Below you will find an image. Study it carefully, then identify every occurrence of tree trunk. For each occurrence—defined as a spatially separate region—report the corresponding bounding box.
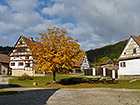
[53,71,56,83]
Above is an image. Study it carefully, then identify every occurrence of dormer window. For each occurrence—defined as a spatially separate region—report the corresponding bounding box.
[133,48,136,54]
[124,52,126,55]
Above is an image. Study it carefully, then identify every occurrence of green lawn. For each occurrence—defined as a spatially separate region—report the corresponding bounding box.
[8,74,140,89]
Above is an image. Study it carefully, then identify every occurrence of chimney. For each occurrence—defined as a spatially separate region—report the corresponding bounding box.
[29,37,33,42]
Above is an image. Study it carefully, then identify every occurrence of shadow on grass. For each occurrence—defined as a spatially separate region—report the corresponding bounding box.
[0,88,59,105]
[57,77,87,85]
[0,84,21,89]
[9,84,21,87]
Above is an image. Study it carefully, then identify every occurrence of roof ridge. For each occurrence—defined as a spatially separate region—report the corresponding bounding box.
[131,35,140,46]
[22,36,32,46]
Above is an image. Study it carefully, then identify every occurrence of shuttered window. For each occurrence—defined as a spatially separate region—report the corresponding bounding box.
[25,63,30,67]
[11,63,15,66]
[18,62,24,66]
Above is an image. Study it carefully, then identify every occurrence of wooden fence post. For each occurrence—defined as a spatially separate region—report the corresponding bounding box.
[93,68,95,76]
[112,70,115,78]
[103,68,106,76]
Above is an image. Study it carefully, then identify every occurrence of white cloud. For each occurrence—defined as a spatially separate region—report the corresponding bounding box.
[1,0,140,51]
[24,19,61,35]
[6,0,40,12]
[13,12,43,28]
[0,22,21,34]
[40,0,140,50]
[42,3,64,17]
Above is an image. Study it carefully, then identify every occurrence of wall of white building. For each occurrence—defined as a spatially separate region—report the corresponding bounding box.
[10,56,33,70]
[81,56,90,70]
[119,59,140,76]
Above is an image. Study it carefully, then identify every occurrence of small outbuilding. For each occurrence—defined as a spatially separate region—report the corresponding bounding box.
[73,55,90,73]
[0,54,9,75]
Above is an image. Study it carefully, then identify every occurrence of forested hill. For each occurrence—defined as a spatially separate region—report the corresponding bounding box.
[86,40,128,63]
[0,46,13,55]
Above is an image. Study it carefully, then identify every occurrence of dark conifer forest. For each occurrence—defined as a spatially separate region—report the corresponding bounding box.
[0,46,13,55]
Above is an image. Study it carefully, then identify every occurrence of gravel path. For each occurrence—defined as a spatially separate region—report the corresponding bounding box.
[0,88,140,105]
[0,76,9,85]
[0,75,10,89]
[47,88,140,105]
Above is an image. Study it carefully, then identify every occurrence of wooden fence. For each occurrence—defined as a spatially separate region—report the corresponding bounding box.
[84,68,118,78]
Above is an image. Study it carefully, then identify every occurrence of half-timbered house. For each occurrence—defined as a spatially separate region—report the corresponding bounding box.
[9,36,34,76]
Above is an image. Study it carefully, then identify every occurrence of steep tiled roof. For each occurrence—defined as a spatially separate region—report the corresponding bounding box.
[74,56,84,67]
[101,59,113,65]
[0,54,9,63]
[132,35,140,46]
[22,36,32,46]
[8,36,33,56]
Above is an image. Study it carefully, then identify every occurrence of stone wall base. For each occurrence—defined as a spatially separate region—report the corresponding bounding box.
[12,70,45,76]
[119,75,140,79]
[12,70,34,76]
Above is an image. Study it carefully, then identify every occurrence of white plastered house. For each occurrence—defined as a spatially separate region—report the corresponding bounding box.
[118,35,140,78]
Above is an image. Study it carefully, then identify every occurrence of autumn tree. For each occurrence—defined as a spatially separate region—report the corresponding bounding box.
[113,58,117,63]
[29,27,84,83]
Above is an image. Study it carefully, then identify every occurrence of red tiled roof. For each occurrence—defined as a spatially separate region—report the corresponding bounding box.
[74,56,84,67]
[22,36,33,46]
[0,54,9,63]
[132,35,140,46]
[101,59,113,65]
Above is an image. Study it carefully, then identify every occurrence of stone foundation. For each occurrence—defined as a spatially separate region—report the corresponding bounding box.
[119,75,140,79]
[12,69,34,76]
[12,69,45,76]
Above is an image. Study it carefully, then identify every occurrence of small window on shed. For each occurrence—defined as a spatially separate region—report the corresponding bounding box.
[124,52,126,55]
[133,48,136,54]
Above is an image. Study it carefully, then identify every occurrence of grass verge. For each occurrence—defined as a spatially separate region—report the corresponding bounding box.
[8,74,140,89]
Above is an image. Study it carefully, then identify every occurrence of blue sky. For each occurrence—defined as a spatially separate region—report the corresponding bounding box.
[0,0,140,50]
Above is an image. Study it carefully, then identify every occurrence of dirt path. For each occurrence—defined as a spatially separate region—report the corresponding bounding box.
[47,88,140,105]
[0,88,140,105]
[0,76,9,85]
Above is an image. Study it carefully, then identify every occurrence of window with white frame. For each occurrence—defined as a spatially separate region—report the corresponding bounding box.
[120,62,126,68]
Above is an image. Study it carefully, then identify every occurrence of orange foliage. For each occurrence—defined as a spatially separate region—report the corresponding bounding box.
[29,27,84,73]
